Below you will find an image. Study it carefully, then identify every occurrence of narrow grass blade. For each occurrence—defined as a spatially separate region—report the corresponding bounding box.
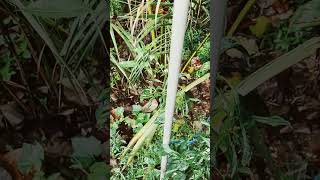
[237,37,320,96]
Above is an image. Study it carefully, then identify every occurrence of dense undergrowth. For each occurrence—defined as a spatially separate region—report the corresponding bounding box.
[110,0,211,179]
[111,0,320,179]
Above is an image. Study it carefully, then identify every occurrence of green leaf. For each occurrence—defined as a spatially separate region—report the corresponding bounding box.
[291,0,320,28]
[17,142,44,174]
[95,106,108,129]
[24,0,91,18]
[0,54,15,81]
[47,173,61,180]
[132,105,142,113]
[119,61,137,69]
[237,37,320,96]
[252,115,290,127]
[249,16,271,37]
[88,162,108,180]
[115,107,124,117]
[136,113,150,124]
[71,136,102,158]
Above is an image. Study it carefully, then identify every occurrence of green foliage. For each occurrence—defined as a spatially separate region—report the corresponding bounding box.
[15,36,31,59]
[140,86,164,103]
[0,53,15,80]
[71,136,103,168]
[88,162,109,180]
[195,61,210,78]
[237,37,320,96]
[291,0,320,28]
[111,115,210,179]
[198,41,210,62]
[111,0,123,15]
[95,88,109,129]
[272,23,307,51]
[165,138,210,179]
[18,142,44,174]
[111,124,126,158]
[212,90,255,178]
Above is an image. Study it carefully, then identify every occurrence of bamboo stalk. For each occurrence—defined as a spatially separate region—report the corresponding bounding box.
[160,0,190,179]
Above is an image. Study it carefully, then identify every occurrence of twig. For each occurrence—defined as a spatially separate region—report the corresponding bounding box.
[227,0,256,36]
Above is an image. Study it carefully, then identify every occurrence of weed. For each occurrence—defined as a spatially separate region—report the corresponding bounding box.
[0,53,15,80]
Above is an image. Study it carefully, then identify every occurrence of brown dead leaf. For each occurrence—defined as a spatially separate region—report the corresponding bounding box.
[272,0,289,14]
[63,87,89,106]
[110,158,117,168]
[59,78,89,106]
[0,102,24,129]
[295,128,311,134]
[58,109,75,116]
[37,86,49,94]
[1,149,24,180]
[225,48,243,59]
[45,140,72,156]
[0,166,12,180]
[110,108,120,120]
[3,149,21,168]
[191,57,202,70]
[193,121,203,131]
[236,36,259,55]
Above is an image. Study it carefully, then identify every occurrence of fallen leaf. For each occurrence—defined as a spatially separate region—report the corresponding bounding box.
[37,86,49,94]
[141,99,158,113]
[0,166,12,180]
[110,158,117,168]
[249,16,271,37]
[191,57,202,70]
[225,48,243,59]
[111,93,117,102]
[17,142,44,174]
[294,127,311,134]
[291,0,320,28]
[45,140,72,156]
[58,109,75,116]
[3,148,21,169]
[272,0,289,14]
[256,0,273,9]
[236,36,259,55]
[1,150,24,180]
[193,121,203,131]
[0,103,24,128]
[63,87,90,106]
[59,78,89,106]
[280,126,293,134]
